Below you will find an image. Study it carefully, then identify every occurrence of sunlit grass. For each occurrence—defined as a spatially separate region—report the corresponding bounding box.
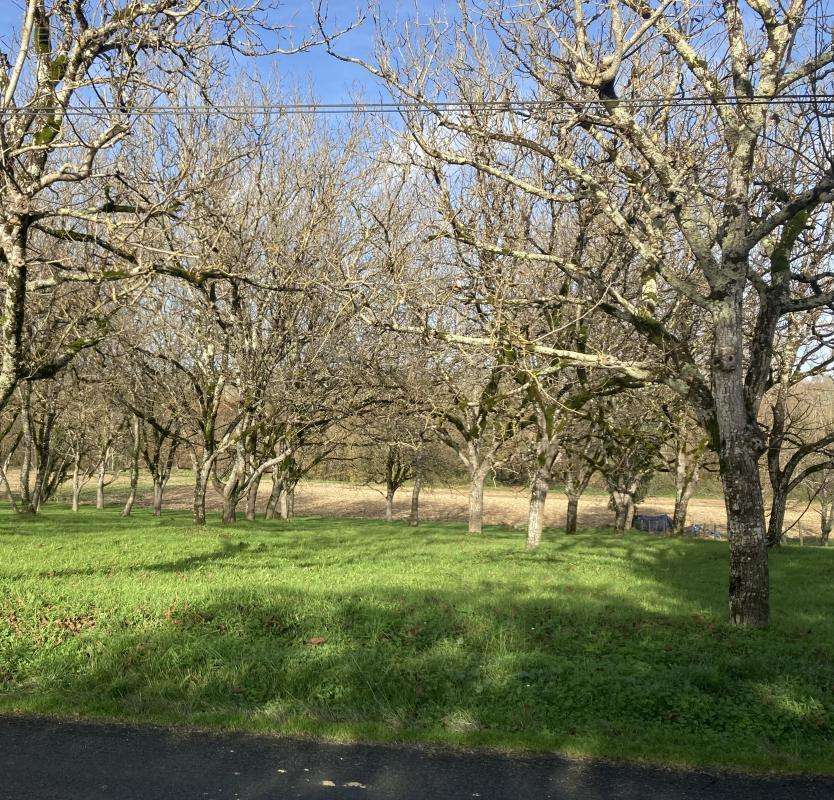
[0,507,831,774]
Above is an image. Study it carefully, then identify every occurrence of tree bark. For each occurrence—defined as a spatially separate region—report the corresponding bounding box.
[713,297,770,628]
[279,483,295,520]
[0,458,17,513]
[71,456,82,512]
[121,417,141,517]
[245,473,261,521]
[19,388,32,512]
[265,472,282,519]
[30,409,58,514]
[673,455,699,536]
[192,458,210,526]
[468,470,486,534]
[819,500,833,546]
[0,232,27,417]
[672,494,691,535]
[765,484,789,549]
[611,491,635,533]
[384,486,395,522]
[152,480,164,516]
[96,458,106,510]
[408,472,422,526]
[526,468,549,548]
[562,455,594,535]
[565,493,580,534]
[221,491,237,524]
[720,446,770,627]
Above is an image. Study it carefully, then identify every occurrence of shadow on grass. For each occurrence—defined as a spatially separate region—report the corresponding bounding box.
[1,512,833,773]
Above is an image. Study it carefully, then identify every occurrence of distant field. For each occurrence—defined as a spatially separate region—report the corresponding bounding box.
[30,468,823,535]
[1,508,832,774]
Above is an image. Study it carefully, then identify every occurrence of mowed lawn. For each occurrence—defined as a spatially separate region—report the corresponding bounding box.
[0,509,832,774]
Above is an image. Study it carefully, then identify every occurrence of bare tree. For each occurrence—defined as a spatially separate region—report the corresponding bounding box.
[596,395,669,533]
[664,404,711,536]
[557,419,602,535]
[808,470,834,545]
[325,0,834,625]
[763,320,834,545]
[0,1,321,413]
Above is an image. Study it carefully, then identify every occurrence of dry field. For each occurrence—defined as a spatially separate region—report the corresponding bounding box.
[8,469,821,535]
[136,472,817,534]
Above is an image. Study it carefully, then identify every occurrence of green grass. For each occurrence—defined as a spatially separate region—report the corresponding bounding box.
[1,508,832,774]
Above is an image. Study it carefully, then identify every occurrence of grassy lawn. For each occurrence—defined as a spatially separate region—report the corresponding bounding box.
[0,508,832,774]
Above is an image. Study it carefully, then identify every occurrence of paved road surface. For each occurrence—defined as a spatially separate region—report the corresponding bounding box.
[1,717,831,799]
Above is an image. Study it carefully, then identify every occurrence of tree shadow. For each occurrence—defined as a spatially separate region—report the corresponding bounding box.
[1,522,833,774]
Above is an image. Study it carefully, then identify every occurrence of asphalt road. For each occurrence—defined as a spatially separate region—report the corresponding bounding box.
[1,717,832,800]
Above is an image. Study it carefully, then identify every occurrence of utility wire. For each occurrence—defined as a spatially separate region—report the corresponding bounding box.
[3,94,834,116]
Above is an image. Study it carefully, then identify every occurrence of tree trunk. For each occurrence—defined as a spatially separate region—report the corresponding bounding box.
[71,457,82,512]
[192,458,209,526]
[565,493,579,534]
[672,491,692,536]
[384,485,395,522]
[0,233,28,415]
[526,468,549,548]
[152,480,164,516]
[19,395,32,512]
[121,418,141,517]
[611,491,635,533]
[765,483,789,550]
[245,474,261,521]
[265,472,282,520]
[713,298,770,628]
[96,459,106,510]
[820,501,832,546]
[673,462,698,536]
[279,483,295,520]
[0,460,17,513]
[221,489,237,524]
[468,470,485,534]
[121,477,137,516]
[720,448,770,627]
[20,445,31,509]
[408,472,422,526]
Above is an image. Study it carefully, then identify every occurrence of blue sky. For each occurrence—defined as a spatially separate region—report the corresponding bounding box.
[0,2,447,103]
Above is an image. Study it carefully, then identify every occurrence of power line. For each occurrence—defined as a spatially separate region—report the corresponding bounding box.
[3,93,834,116]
